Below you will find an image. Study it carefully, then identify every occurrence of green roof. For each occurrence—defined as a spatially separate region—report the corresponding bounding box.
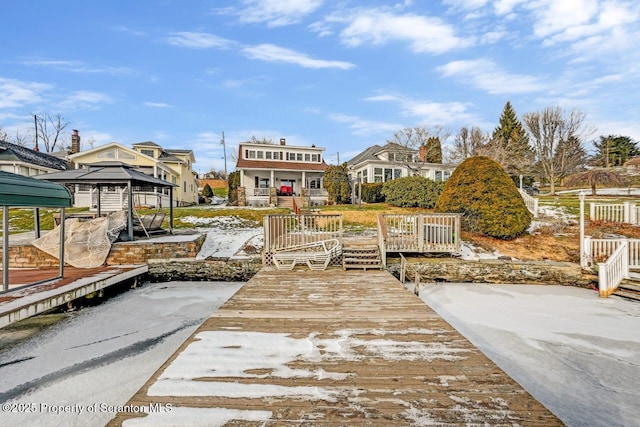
[0,171,72,207]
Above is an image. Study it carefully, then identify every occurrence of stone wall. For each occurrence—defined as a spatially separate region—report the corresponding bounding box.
[386,258,597,287]
[1,234,207,268]
[146,258,262,282]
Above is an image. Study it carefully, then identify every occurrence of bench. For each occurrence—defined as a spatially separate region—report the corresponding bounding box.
[272,239,342,271]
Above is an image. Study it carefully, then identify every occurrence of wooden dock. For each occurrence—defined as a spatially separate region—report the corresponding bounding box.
[109,268,561,426]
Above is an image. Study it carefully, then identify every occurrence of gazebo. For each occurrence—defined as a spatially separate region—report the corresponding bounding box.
[35,161,178,241]
[1,171,72,292]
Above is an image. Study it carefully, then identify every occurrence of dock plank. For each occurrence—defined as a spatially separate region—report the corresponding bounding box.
[109,268,561,426]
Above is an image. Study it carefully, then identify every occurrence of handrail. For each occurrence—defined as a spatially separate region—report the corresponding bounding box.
[377,214,388,268]
[598,241,629,297]
[518,189,539,217]
[292,196,301,215]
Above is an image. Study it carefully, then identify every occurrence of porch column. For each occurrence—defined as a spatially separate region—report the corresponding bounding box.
[270,170,274,187]
[302,171,306,188]
[239,169,245,187]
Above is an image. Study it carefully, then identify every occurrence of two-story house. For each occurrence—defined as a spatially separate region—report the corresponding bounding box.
[347,142,457,184]
[235,139,328,207]
[67,141,198,209]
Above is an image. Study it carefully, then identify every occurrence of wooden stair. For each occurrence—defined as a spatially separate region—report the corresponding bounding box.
[614,281,640,301]
[277,196,293,210]
[342,244,382,271]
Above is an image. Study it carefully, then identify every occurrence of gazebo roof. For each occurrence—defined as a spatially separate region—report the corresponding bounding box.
[0,171,72,207]
[34,161,178,187]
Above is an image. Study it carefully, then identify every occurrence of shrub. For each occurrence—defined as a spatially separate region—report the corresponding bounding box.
[360,183,384,203]
[435,156,532,239]
[382,176,444,208]
[202,183,214,198]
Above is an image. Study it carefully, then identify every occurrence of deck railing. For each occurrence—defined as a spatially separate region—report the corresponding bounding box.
[253,188,270,196]
[590,202,639,225]
[583,237,640,297]
[377,213,460,267]
[518,189,539,217]
[263,214,342,265]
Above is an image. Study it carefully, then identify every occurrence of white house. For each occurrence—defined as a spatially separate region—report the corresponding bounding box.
[347,142,456,184]
[0,140,67,176]
[235,139,329,207]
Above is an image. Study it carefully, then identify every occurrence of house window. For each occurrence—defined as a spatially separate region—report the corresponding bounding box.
[307,178,321,188]
[97,149,116,159]
[384,168,393,182]
[119,150,136,160]
[184,181,187,192]
[311,154,319,162]
[362,169,368,183]
[297,153,302,161]
[266,152,272,159]
[374,168,383,183]
[255,177,270,188]
[435,171,443,181]
[257,151,264,159]
[248,150,256,159]
[388,153,395,161]
[394,169,402,179]
[305,153,310,161]
[141,149,154,158]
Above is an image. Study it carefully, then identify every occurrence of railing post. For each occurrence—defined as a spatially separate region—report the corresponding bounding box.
[624,201,631,224]
[590,203,595,221]
[622,241,630,280]
[582,235,591,268]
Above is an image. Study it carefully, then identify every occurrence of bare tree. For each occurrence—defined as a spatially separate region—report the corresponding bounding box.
[449,126,489,162]
[388,125,451,174]
[34,113,70,152]
[522,106,594,195]
[0,126,9,142]
[564,169,626,196]
[249,135,275,144]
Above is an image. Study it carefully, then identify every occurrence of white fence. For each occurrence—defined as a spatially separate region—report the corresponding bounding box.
[518,189,539,217]
[590,202,640,225]
[583,237,640,297]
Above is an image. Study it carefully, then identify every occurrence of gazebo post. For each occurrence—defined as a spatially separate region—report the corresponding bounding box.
[97,184,102,216]
[3,206,9,292]
[59,208,66,278]
[169,187,174,234]
[33,208,41,239]
[127,181,134,241]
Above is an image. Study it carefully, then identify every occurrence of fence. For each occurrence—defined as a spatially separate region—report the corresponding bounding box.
[263,214,343,265]
[598,241,629,297]
[590,202,640,225]
[583,236,640,297]
[377,213,461,267]
[518,189,539,217]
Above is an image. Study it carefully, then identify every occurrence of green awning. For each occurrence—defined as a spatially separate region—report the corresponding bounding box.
[0,171,72,207]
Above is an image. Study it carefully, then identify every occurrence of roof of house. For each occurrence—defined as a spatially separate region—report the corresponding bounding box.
[132,141,162,147]
[35,161,178,187]
[0,170,72,207]
[236,157,329,172]
[0,140,68,171]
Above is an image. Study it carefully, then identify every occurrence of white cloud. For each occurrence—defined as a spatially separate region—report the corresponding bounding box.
[59,91,112,110]
[437,59,546,94]
[145,102,171,108]
[0,77,50,109]
[21,58,137,75]
[365,93,479,126]
[332,10,472,54]
[242,44,355,70]
[167,32,235,49]
[235,0,324,27]
[328,113,402,136]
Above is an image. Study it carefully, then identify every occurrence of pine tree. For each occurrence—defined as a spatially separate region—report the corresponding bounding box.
[489,101,534,177]
[424,137,443,163]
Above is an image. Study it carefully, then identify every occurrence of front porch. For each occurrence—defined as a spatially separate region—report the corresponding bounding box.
[238,169,328,208]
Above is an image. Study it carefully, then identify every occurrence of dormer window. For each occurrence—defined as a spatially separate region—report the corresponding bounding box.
[141,149,154,158]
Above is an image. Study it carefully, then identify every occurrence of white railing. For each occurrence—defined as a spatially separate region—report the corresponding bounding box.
[590,202,638,225]
[253,188,270,196]
[598,241,629,297]
[263,214,343,265]
[377,214,460,267]
[583,237,640,269]
[308,188,328,197]
[518,189,539,217]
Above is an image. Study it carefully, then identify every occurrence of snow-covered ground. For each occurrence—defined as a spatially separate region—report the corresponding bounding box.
[419,283,640,427]
[0,281,244,427]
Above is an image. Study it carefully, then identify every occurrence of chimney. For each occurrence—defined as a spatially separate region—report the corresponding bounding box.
[280,138,286,146]
[71,129,81,154]
[418,145,427,161]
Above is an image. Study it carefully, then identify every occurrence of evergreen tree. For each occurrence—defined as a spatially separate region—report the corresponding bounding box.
[202,183,214,197]
[323,163,351,204]
[424,137,443,163]
[593,135,640,167]
[489,101,534,177]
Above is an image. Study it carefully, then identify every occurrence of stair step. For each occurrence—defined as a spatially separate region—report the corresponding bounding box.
[342,258,381,264]
[343,264,383,270]
[613,289,640,301]
[619,282,640,293]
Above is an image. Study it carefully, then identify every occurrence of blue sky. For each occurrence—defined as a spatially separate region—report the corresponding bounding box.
[1,0,639,174]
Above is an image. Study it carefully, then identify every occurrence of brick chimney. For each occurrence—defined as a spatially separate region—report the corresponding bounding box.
[418,145,427,161]
[71,129,81,154]
[280,138,286,146]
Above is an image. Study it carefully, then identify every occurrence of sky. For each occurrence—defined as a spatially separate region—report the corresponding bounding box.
[1,0,639,175]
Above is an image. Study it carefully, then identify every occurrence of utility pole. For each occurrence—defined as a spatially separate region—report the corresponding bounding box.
[33,114,39,152]
[221,131,227,177]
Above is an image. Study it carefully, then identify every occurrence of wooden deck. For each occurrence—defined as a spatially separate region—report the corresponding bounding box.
[109,268,560,426]
[0,265,147,328]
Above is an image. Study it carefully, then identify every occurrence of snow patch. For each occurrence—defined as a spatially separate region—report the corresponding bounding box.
[122,407,272,427]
